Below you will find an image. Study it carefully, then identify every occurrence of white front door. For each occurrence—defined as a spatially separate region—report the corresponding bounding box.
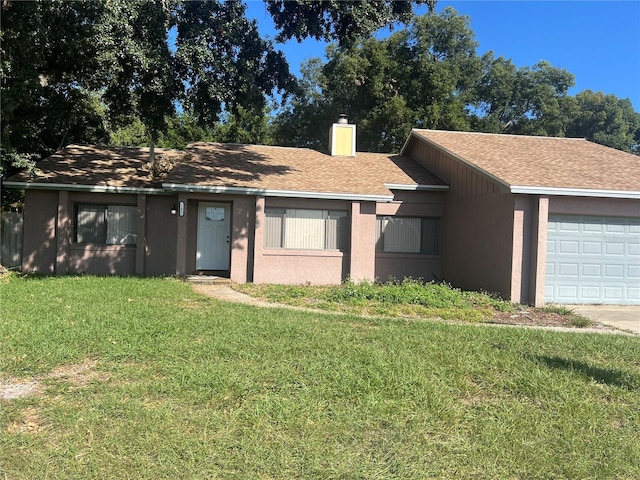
[196,202,231,270]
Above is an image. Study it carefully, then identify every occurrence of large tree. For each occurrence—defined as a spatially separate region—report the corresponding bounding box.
[564,90,640,153]
[1,1,109,174]
[274,7,483,152]
[1,0,429,184]
[472,57,576,136]
[274,7,640,155]
[267,0,434,46]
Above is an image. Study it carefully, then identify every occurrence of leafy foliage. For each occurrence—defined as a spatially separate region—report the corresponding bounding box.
[267,0,435,46]
[1,1,109,177]
[564,90,640,153]
[273,8,640,154]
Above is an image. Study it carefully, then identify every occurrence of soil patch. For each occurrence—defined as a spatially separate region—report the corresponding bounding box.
[0,358,104,401]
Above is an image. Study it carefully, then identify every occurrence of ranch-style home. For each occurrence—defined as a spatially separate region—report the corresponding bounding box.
[5,121,640,306]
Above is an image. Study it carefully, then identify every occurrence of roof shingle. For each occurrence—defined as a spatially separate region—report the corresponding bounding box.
[410,129,640,193]
[6,142,445,199]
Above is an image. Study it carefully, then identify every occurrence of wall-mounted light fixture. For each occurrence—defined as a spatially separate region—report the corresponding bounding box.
[170,204,177,215]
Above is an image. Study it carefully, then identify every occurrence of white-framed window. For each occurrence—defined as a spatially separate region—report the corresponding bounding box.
[75,204,137,245]
[265,208,349,251]
[376,216,440,255]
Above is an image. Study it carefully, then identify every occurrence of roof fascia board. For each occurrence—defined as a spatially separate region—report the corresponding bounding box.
[401,130,512,192]
[384,183,449,191]
[162,183,393,202]
[511,186,640,200]
[2,181,166,195]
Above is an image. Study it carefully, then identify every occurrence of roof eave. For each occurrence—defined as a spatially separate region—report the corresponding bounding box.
[161,183,394,202]
[510,186,640,200]
[384,183,449,191]
[2,181,166,195]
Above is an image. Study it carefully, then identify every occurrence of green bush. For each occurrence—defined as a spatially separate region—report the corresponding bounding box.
[321,278,515,311]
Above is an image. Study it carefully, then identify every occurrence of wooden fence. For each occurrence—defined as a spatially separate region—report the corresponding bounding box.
[1,210,23,269]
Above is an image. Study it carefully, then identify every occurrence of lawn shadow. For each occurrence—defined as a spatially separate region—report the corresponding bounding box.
[535,355,638,390]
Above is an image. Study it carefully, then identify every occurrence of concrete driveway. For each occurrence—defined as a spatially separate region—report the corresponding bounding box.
[570,305,640,334]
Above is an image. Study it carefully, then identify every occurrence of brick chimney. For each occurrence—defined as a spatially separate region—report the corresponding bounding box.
[329,114,356,157]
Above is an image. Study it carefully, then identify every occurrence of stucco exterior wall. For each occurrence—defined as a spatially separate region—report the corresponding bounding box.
[375,254,442,283]
[443,193,516,298]
[253,197,350,284]
[256,250,348,284]
[230,196,255,283]
[549,196,640,217]
[67,245,137,275]
[375,190,444,282]
[22,190,58,273]
[406,140,516,299]
[145,195,178,276]
[349,201,376,282]
[64,192,140,275]
[22,190,170,276]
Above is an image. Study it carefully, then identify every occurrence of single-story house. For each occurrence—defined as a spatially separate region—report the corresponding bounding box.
[4,121,640,305]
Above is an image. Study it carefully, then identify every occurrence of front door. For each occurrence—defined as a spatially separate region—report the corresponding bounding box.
[196,202,231,271]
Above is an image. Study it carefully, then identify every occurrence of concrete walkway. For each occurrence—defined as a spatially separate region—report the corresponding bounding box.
[570,305,640,335]
[192,284,636,335]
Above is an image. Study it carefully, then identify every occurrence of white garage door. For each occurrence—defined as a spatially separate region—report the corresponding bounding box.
[545,215,640,305]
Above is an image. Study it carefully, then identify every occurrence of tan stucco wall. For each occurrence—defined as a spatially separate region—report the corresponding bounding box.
[22,190,58,273]
[145,195,178,276]
[253,197,351,284]
[375,190,443,283]
[67,245,137,275]
[406,139,516,299]
[443,192,516,299]
[549,196,640,217]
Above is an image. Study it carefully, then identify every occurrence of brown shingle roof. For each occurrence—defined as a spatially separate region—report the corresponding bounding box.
[165,142,444,197]
[5,145,167,189]
[6,142,445,199]
[409,130,640,193]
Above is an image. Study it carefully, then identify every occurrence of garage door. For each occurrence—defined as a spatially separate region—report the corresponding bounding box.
[545,215,640,305]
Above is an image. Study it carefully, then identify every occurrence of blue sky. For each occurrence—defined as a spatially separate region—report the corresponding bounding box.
[245,1,640,110]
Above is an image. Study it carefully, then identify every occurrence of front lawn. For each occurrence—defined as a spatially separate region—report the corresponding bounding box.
[235,278,593,327]
[1,275,639,478]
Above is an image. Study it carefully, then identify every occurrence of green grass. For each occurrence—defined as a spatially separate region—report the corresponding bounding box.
[1,275,639,478]
[236,279,519,322]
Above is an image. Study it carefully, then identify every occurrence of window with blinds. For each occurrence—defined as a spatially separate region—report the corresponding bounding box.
[265,208,348,251]
[375,216,440,255]
[75,204,137,245]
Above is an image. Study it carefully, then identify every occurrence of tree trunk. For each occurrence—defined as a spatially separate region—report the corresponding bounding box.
[149,136,156,177]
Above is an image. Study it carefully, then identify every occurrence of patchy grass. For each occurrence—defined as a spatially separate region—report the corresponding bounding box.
[235,279,595,327]
[1,275,638,479]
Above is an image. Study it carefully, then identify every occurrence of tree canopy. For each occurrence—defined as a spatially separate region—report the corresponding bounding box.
[1,0,433,186]
[273,8,640,154]
[1,0,638,199]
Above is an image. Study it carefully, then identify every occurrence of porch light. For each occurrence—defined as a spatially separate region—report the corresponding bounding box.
[170,204,177,215]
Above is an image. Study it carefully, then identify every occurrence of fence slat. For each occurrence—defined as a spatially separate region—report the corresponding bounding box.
[1,211,23,269]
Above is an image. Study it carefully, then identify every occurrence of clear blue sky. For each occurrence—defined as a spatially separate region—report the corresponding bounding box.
[246,1,640,111]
